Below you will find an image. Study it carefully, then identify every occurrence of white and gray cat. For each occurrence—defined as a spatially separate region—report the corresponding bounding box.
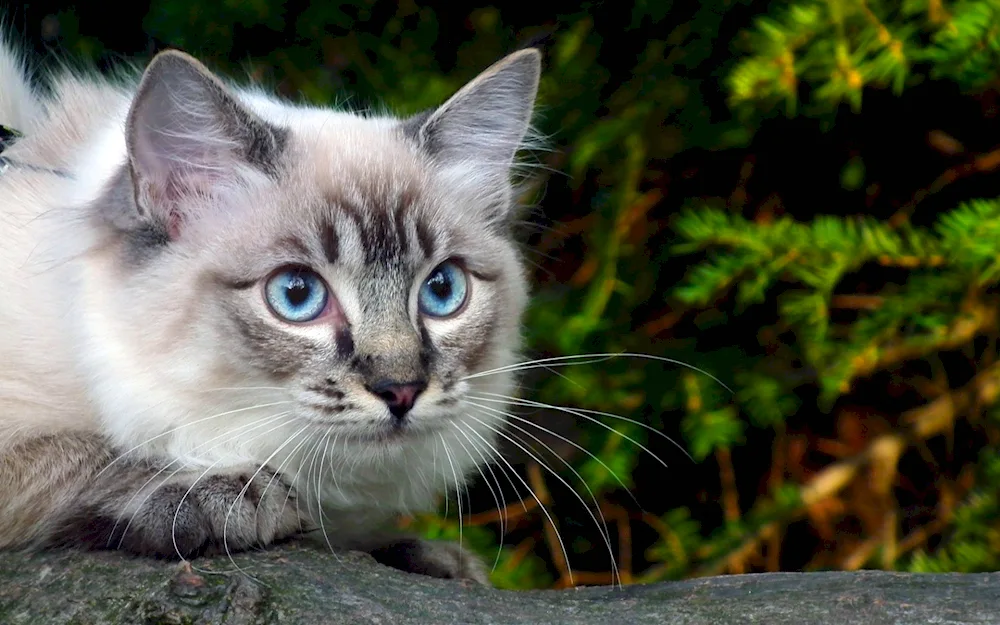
[0,34,540,584]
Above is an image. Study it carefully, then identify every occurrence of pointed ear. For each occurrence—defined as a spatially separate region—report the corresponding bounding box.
[406,48,541,179]
[126,50,286,237]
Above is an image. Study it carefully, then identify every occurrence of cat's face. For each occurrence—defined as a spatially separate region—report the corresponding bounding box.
[197,120,528,447]
[75,48,539,498]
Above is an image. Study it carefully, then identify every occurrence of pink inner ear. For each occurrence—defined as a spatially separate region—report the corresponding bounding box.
[136,138,236,240]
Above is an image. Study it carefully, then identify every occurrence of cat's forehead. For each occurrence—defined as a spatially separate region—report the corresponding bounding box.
[287,114,447,259]
[211,110,494,279]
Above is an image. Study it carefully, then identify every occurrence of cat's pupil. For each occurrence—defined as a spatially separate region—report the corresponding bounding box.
[429,271,451,300]
[285,277,309,307]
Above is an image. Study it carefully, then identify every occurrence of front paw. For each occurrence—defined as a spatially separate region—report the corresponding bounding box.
[111,467,304,558]
[369,538,490,585]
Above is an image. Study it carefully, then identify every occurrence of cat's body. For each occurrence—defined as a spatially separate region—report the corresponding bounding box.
[0,35,540,583]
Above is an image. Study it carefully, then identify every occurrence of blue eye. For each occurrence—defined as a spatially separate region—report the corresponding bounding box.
[265,267,329,323]
[419,261,469,318]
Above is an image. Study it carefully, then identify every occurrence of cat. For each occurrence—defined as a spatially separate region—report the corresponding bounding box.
[0,33,540,585]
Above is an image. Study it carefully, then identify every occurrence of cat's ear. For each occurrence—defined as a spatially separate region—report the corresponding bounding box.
[126,50,285,237]
[405,48,540,182]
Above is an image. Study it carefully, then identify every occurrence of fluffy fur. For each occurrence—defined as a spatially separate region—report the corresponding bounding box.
[0,33,540,584]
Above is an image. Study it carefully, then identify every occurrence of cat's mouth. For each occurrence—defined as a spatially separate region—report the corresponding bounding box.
[297,404,461,446]
[349,419,447,446]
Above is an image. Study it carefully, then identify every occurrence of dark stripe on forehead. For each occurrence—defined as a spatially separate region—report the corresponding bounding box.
[327,192,412,266]
[393,197,410,256]
[415,218,436,258]
[367,207,395,265]
[329,196,371,260]
[395,184,423,257]
[335,197,366,239]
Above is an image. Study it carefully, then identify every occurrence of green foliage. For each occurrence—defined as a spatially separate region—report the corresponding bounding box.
[670,202,1000,403]
[729,0,1000,114]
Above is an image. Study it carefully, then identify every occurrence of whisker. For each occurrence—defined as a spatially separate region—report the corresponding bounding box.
[111,410,294,549]
[220,422,315,575]
[434,436,448,518]
[170,456,226,561]
[437,432,465,571]
[463,398,639,505]
[315,426,342,558]
[455,423,528,518]
[164,413,298,565]
[93,400,296,483]
[464,352,732,394]
[451,426,507,573]
[194,386,292,393]
[255,424,315,542]
[280,429,327,537]
[462,407,621,588]
[300,433,324,525]
[324,431,343,502]
[458,420,576,587]
[470,392,690,465]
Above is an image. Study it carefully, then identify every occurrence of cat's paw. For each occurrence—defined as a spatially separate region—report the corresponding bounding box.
[110,466,304,558]
[368,538,490,585]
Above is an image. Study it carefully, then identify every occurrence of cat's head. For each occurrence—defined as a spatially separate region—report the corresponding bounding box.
[74,47,540,498]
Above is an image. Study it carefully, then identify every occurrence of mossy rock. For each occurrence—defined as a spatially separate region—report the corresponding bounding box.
[1,543,998,624]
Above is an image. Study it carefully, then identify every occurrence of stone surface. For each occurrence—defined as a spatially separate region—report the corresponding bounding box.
[1,543,998,624]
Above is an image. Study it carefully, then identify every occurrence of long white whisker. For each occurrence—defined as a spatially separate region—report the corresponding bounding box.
[454,422,528,517]
[170,456,225,561]
[451,424,506,573]
[280,429,327,536]
[464,352,732,394]
[471,392,690,465]
[111,410,293,548]
[460,420,576,587]
[437,432,464,570]
[464,398,639,505]
[164,413,298,566]
[434,435,449,521]
[93,400,296,482]
[315,426,341,557]
[220,422,314,575]
[297,428,328,535]
[256,425,315,540]
[195,387,291,393]
[299,436,320,524]
[464,398,633,573]
[463,408,620,588]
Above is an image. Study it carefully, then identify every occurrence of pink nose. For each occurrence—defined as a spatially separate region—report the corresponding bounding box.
[366,380,427,420]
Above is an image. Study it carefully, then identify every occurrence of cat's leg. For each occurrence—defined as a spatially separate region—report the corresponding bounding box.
[0,432,305,558]
[363,535,490,585]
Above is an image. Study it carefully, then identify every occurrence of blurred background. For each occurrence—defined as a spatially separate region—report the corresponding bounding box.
[8,0,1000,589]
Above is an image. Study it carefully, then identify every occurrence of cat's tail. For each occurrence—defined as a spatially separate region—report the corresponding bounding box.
[0,32,42,132]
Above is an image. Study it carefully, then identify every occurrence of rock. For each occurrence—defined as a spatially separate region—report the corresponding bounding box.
[0,543,998,624]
